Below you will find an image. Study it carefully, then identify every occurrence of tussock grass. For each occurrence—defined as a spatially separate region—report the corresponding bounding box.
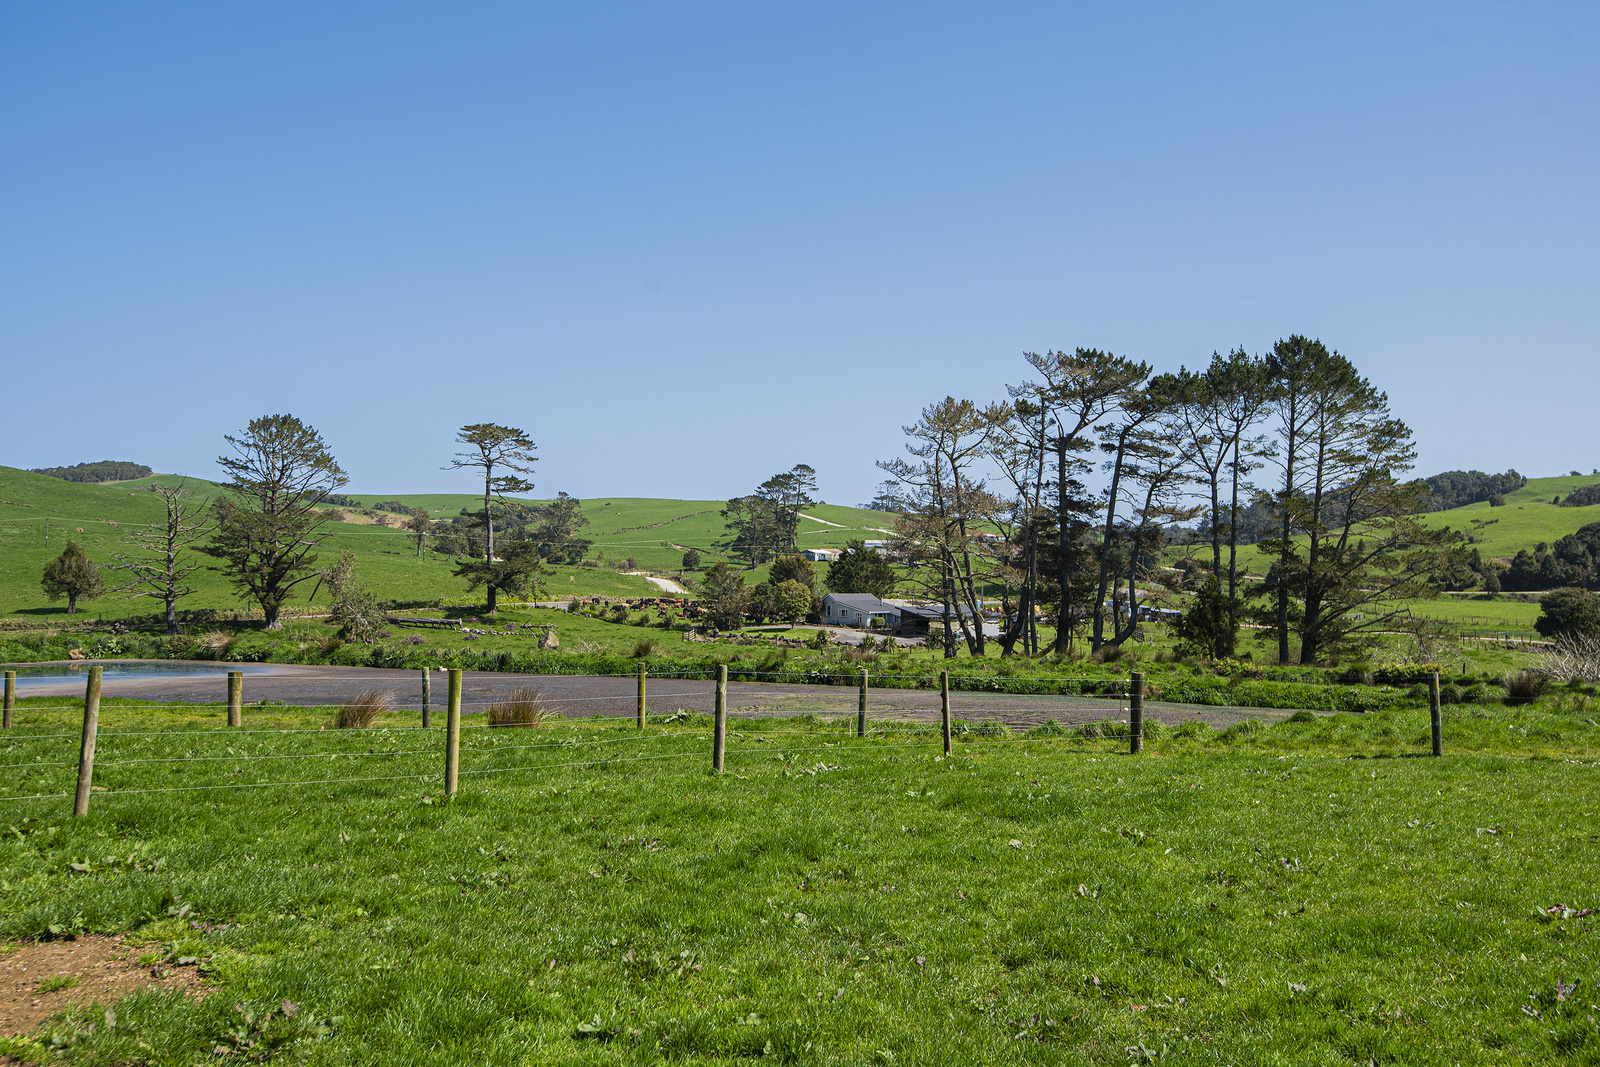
[1504,668,1547,705]
[331,688,391,728]
[487,686,547,728]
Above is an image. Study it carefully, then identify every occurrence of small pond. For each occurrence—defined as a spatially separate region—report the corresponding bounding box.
[3,660,282,692]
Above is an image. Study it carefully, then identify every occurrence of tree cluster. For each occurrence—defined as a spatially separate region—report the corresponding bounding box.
[1557,484,1600,508]
[876,338,1462,664]
[31,460,153,483]
[717,465,818,566]
[1502,523,1600,591]
[1422,469,1527,511]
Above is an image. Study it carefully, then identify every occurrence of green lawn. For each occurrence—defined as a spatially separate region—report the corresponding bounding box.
[2,696,1597,1064]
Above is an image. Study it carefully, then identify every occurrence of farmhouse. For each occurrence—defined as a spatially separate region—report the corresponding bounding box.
[802,548,841,562]
[821,592,893,628]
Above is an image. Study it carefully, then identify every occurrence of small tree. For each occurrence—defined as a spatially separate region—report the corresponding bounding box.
[1171,576,1238,659]
[109,482,211,633]
[408,508,433,558]
[1535,587,1600,641]
[768,554,817,594]
[42,541,104,614]
[699,562,749,629]
[824,539,897,599]
[681,549,702,571]
[453,540,548,605]
[444,423,538,614]
[772,579,811,628]
[203,414,348,629]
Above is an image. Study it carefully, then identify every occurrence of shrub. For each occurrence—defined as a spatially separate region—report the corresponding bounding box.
[1536,588,1600,640]
[1503,670,1546,706]
[1465,683,1495,704]
[488,687,548,728]
[1440,683,1465,705]
[630,639,659,658]
[972,721,1012,739]
[332,688,391,729]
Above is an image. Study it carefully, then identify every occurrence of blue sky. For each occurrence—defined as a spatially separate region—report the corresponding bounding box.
[2,3,1595,504]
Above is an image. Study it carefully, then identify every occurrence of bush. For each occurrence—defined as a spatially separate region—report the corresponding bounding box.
[1440,683,1465,705]
[1465,683,1495,704]
[1535,588,1600,640]
[488,687,548,728]
[331,583,389,644]
[331,688,391,729]
[1503,670,1546,706]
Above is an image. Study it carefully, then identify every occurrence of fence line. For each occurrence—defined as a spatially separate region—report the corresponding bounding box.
[3,665,1484,815]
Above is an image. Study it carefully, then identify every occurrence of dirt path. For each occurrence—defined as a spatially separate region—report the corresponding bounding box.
[626,572,689,594]
[8,662,1282,730]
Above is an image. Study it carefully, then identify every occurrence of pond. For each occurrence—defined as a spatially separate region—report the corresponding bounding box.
[3,660,283,692]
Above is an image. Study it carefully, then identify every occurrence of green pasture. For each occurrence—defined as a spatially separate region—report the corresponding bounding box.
[0,468,896,619]
[2,694,1599,1064]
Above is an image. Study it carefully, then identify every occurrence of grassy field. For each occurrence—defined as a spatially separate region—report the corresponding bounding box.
[2,694,1598,1065]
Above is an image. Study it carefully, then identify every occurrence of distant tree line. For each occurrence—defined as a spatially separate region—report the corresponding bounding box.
[32,460,153,483]
[1420,469,1527,511]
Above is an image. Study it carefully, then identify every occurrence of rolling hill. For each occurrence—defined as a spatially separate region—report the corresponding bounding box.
[0,467,897,621]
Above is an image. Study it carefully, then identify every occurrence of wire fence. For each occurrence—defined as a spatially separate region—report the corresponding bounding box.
[0,662,1480,815]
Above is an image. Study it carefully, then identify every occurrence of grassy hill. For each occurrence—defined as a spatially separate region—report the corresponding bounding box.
[1415,472,1600,561]
[0,468,898,621]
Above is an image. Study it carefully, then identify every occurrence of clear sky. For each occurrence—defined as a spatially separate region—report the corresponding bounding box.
[2,3,1595,504]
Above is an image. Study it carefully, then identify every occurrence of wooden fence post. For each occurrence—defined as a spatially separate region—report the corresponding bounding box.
[857,669,868,738]
[227,671,243,728]
[445,668,462,796]
[940,670,952,757]
[713,664,727,773]
[1430,671,1443,757]
[1129,671,1144,755]
[3,670,14,730]
[73,666,101,818]
[421,669,431,729]
[638,661,647,729]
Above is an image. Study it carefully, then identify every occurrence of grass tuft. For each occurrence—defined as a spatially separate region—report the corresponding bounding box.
[1504,669,1547,705]
[488,686,548,728]
[331,688,391,729]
